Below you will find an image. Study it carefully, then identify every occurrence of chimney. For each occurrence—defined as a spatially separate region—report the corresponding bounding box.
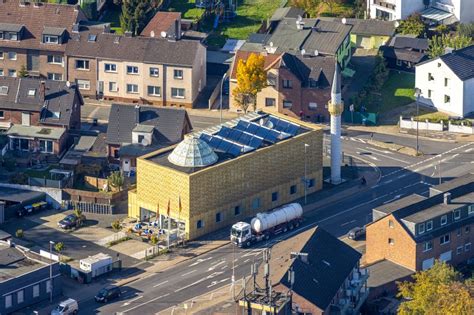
[124,31,133,37]
[444,192,451,205]
[135,104,140,124]
[39,81,46,103]
[174,19,181,40]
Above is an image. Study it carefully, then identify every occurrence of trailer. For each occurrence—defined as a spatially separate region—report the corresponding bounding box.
[230,203,303,247]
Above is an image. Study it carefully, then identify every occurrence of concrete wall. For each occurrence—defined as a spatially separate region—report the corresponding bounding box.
[448,122,474,134]
[399,117,444,131]
[0,183,62,209]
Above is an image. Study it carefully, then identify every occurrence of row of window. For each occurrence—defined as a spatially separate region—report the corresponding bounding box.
[427,72,450,87]
[195,180,316,229]
[416,206,474,235]
[0,51,17,60]
[0,31,19,41]
[4,280,51,309]
[264,97,325,111]
[10,138,54,153]
[0,68,16,77]
[422,226,471,252]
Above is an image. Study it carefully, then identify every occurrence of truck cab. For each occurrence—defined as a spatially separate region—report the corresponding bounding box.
[231,222,252,247]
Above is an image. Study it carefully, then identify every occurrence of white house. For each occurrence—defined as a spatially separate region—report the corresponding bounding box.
[368,0,474,23]
[415,45,474,118]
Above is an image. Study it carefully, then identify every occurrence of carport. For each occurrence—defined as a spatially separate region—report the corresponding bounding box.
[0,188,45,221]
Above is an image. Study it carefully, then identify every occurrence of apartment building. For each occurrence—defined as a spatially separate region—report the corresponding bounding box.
[65,26,206,107]
[366,173,474,271]
[0,0,86,80]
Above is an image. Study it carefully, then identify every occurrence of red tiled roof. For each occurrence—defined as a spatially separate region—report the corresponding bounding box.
[140,12,181,37]
[230,51,282,80]
[0,0,85,52]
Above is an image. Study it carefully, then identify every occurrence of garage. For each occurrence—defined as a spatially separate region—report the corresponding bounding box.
[0,187,45,221]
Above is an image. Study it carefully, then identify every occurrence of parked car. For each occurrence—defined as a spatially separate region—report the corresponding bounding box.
[51,298,78,315]
[348,226,366,240]
[95,286,122,303]
[17,201,48,217]
[58,214,78,229]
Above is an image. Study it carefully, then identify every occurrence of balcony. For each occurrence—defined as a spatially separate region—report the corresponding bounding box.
[373,0,396,11]
[339,268,370,314]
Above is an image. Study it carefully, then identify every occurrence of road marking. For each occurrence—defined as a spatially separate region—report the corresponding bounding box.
[341,219,356,227]
[208,260,226,271]
[153,280,169,288]
[383,194,402,204]
[189,257,213,267]
[181,269,197,277]
[366,147,392,155]
[121,295,143,307]
[364,147,410,164]
[174,272,225,293]
[466,148,474,153]
[207,278,229,288]
[220,265,228,270]
[122,293,170,313]
[244,259,250,263]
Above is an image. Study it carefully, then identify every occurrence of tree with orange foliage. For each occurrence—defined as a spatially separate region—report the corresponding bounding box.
[233,53,267,113]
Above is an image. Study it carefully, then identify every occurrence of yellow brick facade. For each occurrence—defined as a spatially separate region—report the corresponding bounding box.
[129,117,323,240]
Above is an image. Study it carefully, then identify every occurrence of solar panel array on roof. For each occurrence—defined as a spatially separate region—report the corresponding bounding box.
[217,126,264,149]
[267,116,300,136]
[234,120,291,144]
[199,133,254,157]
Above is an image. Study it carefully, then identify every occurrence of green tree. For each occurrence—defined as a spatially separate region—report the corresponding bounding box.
[111,220,122,232]
[150,234,158,245]
[233,53,267,113]
[291,0,321,17]
[108,171,125,191]
[457,22,474,38]
[397,13,425,37]
[18,65,28,78]
[354,0,367,18]
[397,261,474,315]
[120,0,154,35]
[54,242,65,255]
[322,0,340,14]
[73,208,86,227]
[15,229,24,238]
[428,34,472,58]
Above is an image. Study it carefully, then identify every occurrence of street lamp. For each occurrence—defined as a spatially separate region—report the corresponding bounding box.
[414,88,422,156]
[220,72,228,124]
[304,143,309,204]
[49,240,54,302]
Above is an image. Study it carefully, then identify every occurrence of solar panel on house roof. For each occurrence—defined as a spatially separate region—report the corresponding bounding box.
[217,126,264,149]
[267,116,300,136]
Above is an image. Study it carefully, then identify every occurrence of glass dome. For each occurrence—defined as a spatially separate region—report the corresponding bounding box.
[168,136,218,167]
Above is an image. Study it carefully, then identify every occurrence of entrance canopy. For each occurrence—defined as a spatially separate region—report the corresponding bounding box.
[421,7,454,23]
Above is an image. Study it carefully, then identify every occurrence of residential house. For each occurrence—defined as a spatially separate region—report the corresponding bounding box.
[0,0,86,79]
[106,104,192,172]
[381,35,429,72]
[140,12,182,39]
[240,227,368,315]
[65,26,206,107]
[366,173,474,271]
[368,0,474,23]
[0,240,61,315]
[415,45,474,118]
[0,77,83,156]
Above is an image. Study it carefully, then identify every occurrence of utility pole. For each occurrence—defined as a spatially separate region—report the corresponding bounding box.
[220,72,228,124]
[49,240,54,302]
[304,143,309,204]
[232,243,236,300]
[414,88,422,156]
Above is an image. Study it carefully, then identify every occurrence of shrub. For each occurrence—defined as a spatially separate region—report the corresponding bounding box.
[111,220,122,232]
[150,234,158,245]
[15,229,24,238]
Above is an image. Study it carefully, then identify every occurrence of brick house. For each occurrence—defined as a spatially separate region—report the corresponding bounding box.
[0,0,86,80]
[140,12,182,38]
[366,173,474,271]
[0,77,83,156]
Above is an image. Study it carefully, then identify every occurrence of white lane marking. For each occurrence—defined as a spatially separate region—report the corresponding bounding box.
[364,147,409,164]
[181,269,197,277]
[207,278,229,288]
[153,280,169,288]
[452,154,459,158]
[121,295,143,307]
[369,155,379,161]
[367,147,392,155]
[341,219,356,227]
[208,260,226,271]
[383,194,402,204]
[220,265,228,270]
[244,259,250,263]
[189,257,213,267]
[174,271,225,293]
[466,148,474,152]
[122,293,169,313]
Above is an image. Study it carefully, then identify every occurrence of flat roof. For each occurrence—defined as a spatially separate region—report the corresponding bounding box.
[7,124,65,140]
[374,194,426,215]
[403,203,462,223]
[430,173,474,195]
[0,243,46,283]
[366,260,414,288]
[0,187,45,203]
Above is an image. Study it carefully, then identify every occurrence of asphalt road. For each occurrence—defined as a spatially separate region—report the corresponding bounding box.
[77,134,473,314]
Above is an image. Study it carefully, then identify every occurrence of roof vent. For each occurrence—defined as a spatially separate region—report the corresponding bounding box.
[72,23,79,33]
[342,17,347,24]
[444,192,451,205]
[160,31,167,38]
[314,49,319,56]
[114,36,120,44]
[150,30,155,38]
[66,81,71,88]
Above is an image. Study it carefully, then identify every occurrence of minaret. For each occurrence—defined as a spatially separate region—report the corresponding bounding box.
[328,62,343,184]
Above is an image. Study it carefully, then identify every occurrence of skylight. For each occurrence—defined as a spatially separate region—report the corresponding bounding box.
[28,89,36,97]
[0,86,8,95]
[88,34,97,42]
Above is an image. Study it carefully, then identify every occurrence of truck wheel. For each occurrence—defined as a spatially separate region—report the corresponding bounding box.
[283,227,288,233]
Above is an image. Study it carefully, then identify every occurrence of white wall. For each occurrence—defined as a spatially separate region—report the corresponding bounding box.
[463,77,474,117]
[415,59,466,117]
[0,183,62,208]
[459,0,474,22]
[400,0,426,20]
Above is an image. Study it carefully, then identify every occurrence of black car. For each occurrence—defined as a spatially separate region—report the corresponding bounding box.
[57,214,78,229]
[95,286,121,303]
[348,226,366,240]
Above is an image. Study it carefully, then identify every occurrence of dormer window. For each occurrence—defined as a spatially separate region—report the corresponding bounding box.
[7,32,18,41]
[42,27,65,45]
[27,89,36,97]
[0,86,8,95]
[43,35,59,44]
[0,24,23,41]
[52,111,60,118]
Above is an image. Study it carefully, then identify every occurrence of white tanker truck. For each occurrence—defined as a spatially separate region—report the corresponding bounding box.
[230,203,303,247]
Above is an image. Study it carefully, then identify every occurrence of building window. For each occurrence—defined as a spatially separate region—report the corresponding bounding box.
[0,110,4,119]
[265,98,275,107]
[197,219,204,229]
[290,185,297,195]
[75,59,90,70]
[76,79,90,90]
[46,280,52,293]
[174,69,183,79]
[8,51,17,60]
[216,212,222,223]
[109,82,118,92]
[396,59,402,66]
[47,73,62,81]
[282,80,292,88]
[39,140,53,153]
[428,73,434,81]
[126,84,138,94]
[283,100,292,108]
[440,234,450,245]
[309,79,318,88]
[147,86,161,96]
[17,290,24,304]
[33,284,40,298]
[389,220,394,228]
[444,78,449,87]
[43,35,59,44]
[5,294,12,308]
[171,88,185,99]
[454,209,461,220]
[150,67,159,77]
[465,243,472,252]
[8,69,16,77]
[466,226,470,234]
[469,205,474,215]
[127,66,139,74]
[308,178,315,188]
[457,228,462,237]
[271,191,279,202]
[426,220,433,231]
[441,215,447,225]
[457,246,463,255]
[418,223,425,234]
[104,63,117,72]
[0,50,3,59]
[388,238,395,245]
[428,90,432,98]
[423,241,432,252]
[252,197,261,210]
[234,205,241,216]
[0,68,3,76]
[309,102,317,110]
[444,95,450,103]
[47,55,63,64]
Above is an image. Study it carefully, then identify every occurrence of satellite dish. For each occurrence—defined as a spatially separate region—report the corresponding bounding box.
[141,138,150,146]
[160,31,167,38]
[314,50,319,56]
[394,21,400,28]
[297,15,303,22]
[301,49,306,56]
[342,17,347,24]
[66,81,71,88]
[269,41,273,47]
[150,30,155,38]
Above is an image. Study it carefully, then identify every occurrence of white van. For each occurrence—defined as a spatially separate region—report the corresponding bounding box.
[51,298,79,315]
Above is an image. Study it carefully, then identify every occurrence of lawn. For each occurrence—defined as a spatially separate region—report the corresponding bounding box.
[367,71,415,113]
[24,164,60,180]
[168,0,205,20]
[102,4,123,34]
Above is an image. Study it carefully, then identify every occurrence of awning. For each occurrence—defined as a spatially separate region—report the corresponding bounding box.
[421,7,453,22]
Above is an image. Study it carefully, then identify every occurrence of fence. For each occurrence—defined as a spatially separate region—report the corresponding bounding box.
[343,111,378,125]
[399,116,444,131]
[28,176,70,189]
[448,122,474,134]
[63,200,113,215]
